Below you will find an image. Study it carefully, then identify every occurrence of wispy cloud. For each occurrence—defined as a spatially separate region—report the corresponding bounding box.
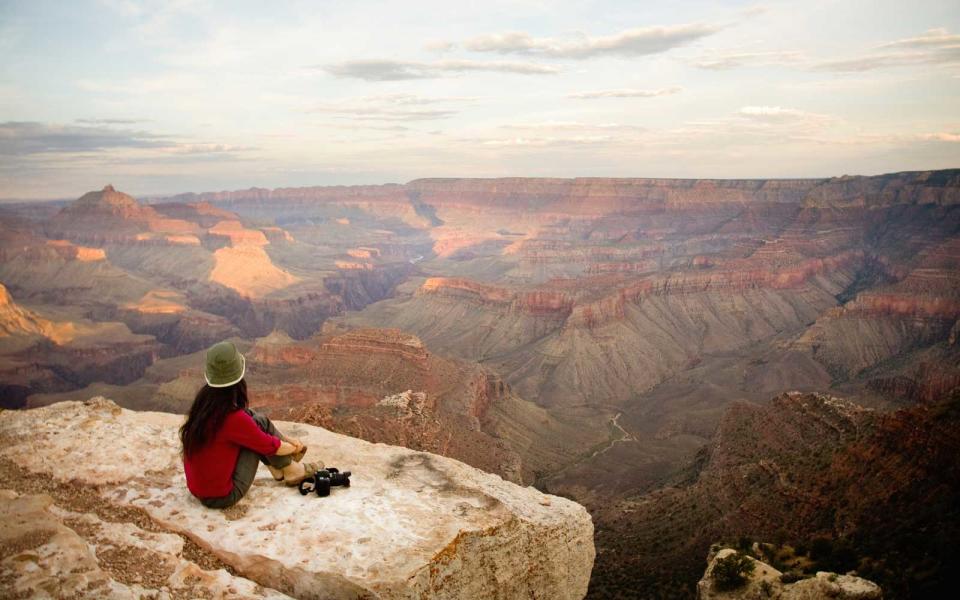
[471,135,617,148]
[160,143,258,155]
[75,117,152,125]
[737,106,831,123]
[458,24,722,59]
[880,28,960,50]
[0,121,168,155]
[501,121,646,132]
[354,93,478,106]
[309,93,475,121]
[312,107,458,121]
[568,86,682,99]
[918,132,960,143]
[812,28,960,72]
[321,59,558,81]
[0,122,257,159]
[690,49,803,70]
[668,106,837,145]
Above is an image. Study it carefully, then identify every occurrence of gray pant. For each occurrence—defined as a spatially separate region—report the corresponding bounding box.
[201,409,292,509]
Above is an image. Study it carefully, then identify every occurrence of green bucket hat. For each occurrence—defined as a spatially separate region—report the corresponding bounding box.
[204,341,245,388]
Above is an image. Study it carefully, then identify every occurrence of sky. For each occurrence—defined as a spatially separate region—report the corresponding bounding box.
[1,0,959,199]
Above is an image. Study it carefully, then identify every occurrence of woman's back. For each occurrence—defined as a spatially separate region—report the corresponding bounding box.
[183,408,281,498]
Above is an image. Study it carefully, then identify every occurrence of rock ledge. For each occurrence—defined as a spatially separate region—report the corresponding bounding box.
[0,398,594,599]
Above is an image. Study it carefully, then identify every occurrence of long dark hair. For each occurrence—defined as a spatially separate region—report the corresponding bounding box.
[179,379,249,457]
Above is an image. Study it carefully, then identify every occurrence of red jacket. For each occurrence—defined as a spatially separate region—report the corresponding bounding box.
[183,409,281,499]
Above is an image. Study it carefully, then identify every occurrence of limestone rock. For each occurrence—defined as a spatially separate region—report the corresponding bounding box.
[0,489,291,599]
[696,548,881,600]
[0,398,595,599]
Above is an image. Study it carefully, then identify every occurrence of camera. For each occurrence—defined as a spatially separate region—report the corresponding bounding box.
[298,467,351,497]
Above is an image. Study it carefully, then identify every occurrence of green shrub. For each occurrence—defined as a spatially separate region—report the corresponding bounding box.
[713,552,756,591]
[810,537,834,561]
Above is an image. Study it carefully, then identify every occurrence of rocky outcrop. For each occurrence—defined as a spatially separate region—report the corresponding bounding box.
[0,398,595,600]
[419,278,574,319]
[46,185,202,245]
[319,327,430,363]
[697,548,881,600]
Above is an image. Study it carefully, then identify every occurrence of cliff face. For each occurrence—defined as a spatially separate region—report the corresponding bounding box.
[0,283,164,409]
[0,282,60,341]
[590,392,960,598]
[0,398,595,600]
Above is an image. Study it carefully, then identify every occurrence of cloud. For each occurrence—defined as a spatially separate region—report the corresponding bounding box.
[735,106,834,131]
[0,122,258,160]
[665,106,837,145]
[501,121,646,133]
[568,86,682,99]
[424,40,457,53]
[880,28,960,50]
[0,121,168,155]
[690,50,803,70]
[161,143,258,155]
[739,5,769,18]
[321,59,558,81]
[738,106,828,121]
[309,94,476,121]
[460,23,721,59]
[470,121,650,148]
[812,28,960,72]
[472,135,617,148]
[312,107,458,121]
[918,132,960,143]
[325,124,411,132]
[75,117,152,125]
[353,93,478,106]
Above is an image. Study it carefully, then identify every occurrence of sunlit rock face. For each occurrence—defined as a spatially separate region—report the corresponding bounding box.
[0,398,595,600]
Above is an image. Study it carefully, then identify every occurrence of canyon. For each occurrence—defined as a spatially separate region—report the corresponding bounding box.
[2,169,959,598]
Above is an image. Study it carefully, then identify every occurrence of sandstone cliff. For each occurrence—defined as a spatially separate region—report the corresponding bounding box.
[0,398,595,599]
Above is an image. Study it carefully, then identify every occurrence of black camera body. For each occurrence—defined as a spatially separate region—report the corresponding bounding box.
[298,467,352,497]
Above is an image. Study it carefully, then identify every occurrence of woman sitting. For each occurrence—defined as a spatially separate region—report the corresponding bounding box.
[180,341,322,508]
